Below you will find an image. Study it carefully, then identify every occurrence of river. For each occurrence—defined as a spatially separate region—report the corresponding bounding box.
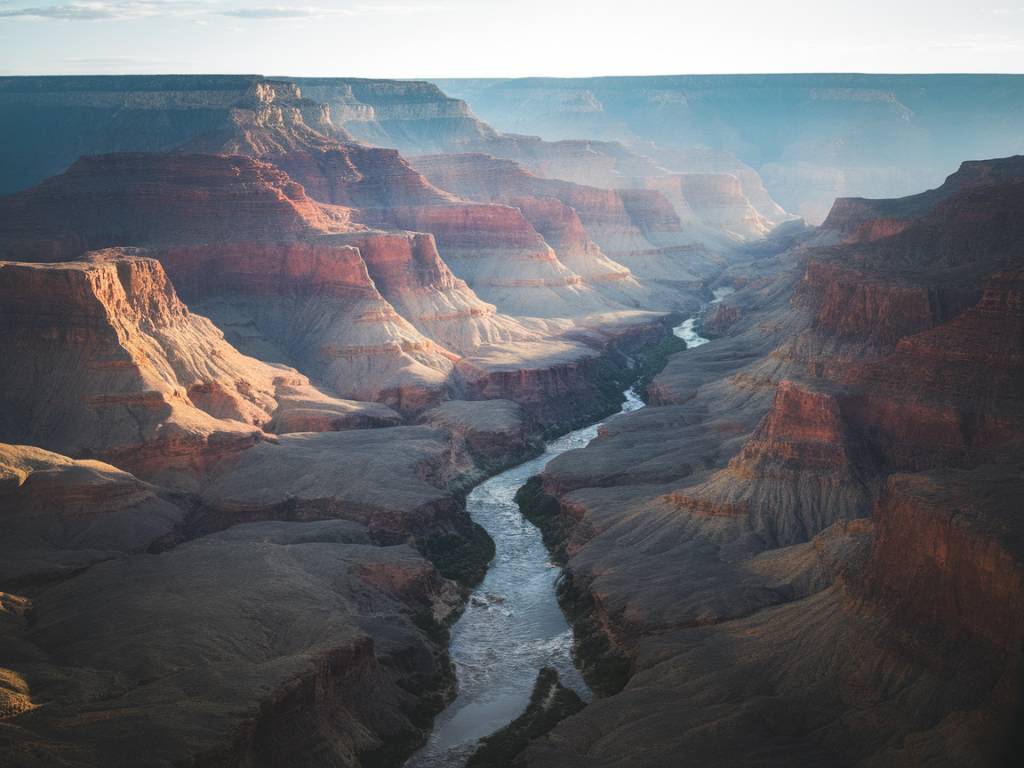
[406,291,728,766]
[672,286,735,347]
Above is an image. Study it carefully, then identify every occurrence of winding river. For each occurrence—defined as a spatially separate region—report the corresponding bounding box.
[407,290,730,766]
[672,286,735,347]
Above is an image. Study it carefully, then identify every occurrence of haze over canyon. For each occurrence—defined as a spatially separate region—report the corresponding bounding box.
[0,70,1021,768]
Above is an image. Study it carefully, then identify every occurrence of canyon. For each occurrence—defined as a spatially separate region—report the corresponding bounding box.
[438,74,1024,224]
[0,72,1021,768]
[517,157,1024,767]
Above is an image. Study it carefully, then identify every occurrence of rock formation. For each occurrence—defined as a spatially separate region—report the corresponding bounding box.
[0,519,461,768]
[336,231,541,355]
[0,154,469,407]
[0,75,355,194]
[439,74,1024,223]
[0,252,400,485]
[409,153,721,300]
[0,443,187,587]
[363,201,619,319]
[513,157,1024,766]
[3,70,1021,768]
[290,78,667,187]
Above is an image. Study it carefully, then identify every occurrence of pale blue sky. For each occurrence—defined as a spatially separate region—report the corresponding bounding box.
[1,0,1023,77]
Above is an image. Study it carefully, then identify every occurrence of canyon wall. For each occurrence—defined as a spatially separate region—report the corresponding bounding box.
[512,155,1024,767]
[439,74,1024,222]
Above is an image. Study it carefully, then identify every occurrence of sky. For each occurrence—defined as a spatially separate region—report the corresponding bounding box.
[1,0,1023,78]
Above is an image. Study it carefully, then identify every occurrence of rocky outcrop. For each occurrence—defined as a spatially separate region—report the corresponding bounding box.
[509,158,1024,766]
[644,146,795,226]
[701,300,742,336]
[819,155,1024,244]
[159,239,459,410]
[613,188,720,283]
[338,231,540,355]
[866,465,1024,659]
[0,152,353,261]
[836,271,1024,471]
[505,196,639,297]
[196,425,478,539]
[630,172,774,243]
[419,399,540,472]
[411,154,673,297]
[659,380,875,548]
[0,253,402,485]
[266,145,457,209]
[0,254,268,483]
[410,152,714,297]
[173,77,355,156]
[364,202,617,319]
[0,520,461,768]
[294,77,498,154]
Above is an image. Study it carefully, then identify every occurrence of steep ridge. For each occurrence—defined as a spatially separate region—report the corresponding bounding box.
[819,155,1024,246]
[291,77,668,187]
[0,75,354,194]
[505,195,650,307]
[410,153,717,297]
[438,74,1024,223]
[361,201,622,319]
[0,151,353,258]
[294,77,499,152]
[640,145,795,226]
[0,153,466,408]
[0,252,399,487]
[335,231,545,355]
[268,145,457,209]
[510,158,1024,766]
[629,172,775,243]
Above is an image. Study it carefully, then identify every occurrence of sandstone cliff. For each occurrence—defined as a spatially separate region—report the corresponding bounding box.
[514,157,1024,766]
[410,153,720,300]
[363,201,619,319]
[439,74,1024,223]
[0,154,467,407]
[0,252,400,485]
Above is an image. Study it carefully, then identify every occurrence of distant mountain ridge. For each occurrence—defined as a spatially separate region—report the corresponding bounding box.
[436,73,1024,222]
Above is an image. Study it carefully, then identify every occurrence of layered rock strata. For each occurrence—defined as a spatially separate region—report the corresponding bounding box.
[0,253,403,485]
[510,158,1024,766]
[411,153,721,291]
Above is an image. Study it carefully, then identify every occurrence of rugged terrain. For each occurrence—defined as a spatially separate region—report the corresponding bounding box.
[439,74,1024,223]
[1,72,1021,768]
[0,73,697,767]
[511,157,1024,767]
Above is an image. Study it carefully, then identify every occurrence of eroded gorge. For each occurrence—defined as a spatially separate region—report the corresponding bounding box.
[0,74,1022,768]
